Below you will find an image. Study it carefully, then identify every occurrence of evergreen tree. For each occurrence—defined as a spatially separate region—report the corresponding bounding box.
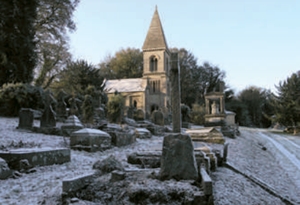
[51,59,103,95]
[0,0,38,85]
[271,71,300,133]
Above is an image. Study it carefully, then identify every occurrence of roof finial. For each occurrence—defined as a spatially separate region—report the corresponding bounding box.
[155,5,158,11]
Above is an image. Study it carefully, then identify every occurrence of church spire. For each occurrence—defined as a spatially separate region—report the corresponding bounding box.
[142,7,168,51]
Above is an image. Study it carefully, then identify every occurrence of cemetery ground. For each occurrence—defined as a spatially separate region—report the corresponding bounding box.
[0,117,300,205]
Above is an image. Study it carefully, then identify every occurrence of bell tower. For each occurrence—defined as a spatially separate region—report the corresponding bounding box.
[142,7,170,113]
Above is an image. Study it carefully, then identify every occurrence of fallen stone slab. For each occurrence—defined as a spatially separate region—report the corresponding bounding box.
[62,172,95,193]
[62,172,95,203]
[0,147,70,170]
[127,151,161,168]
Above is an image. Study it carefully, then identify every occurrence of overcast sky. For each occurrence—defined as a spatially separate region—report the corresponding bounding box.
[69,0,300,93]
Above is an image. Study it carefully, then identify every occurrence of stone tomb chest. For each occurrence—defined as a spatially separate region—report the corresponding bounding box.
[185,127,225,144]
[70,128,111,152]
[0,147,70,170]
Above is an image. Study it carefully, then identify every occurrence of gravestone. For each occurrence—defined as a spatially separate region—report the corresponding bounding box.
[160,53,198,180]
[18,108,34,130]
[127,107,134,119]
[223,142,229,163]
[134,109,145,121]
[56,90,67,121]
[68,97,79,116]
[151,110,164,126]
[40,91,56,128]
[160,133,198,180]
[181,104,191,128]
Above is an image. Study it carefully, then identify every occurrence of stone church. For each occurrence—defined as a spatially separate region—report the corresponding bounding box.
[104,7,171,118]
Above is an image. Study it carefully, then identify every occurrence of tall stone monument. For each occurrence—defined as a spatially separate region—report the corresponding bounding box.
[170,53,181,132]
[160,53,198,180]
[204,81,226,126]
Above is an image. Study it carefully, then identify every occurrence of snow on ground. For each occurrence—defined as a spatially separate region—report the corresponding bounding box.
[0,118,299,205]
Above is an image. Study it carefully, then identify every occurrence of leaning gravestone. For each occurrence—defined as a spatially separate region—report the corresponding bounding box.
[160,53,198,180]
[18,108,34,130]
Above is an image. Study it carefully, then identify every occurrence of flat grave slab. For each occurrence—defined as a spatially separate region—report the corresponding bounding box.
[0,147,70,170]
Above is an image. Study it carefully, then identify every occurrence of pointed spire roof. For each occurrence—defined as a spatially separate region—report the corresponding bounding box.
[142,7,168,51]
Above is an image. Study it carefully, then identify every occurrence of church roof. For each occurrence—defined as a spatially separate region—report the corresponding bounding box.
[104,78,147,94]
[142,7,168,51]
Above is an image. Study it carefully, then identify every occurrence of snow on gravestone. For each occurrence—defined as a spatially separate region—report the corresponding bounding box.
[70,128,111,152]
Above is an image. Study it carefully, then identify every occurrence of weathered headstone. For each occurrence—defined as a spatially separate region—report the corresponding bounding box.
[40,91,56,128]
[223,142,229,163]
[18,108,34,129]
[56,90,68,121]
[151,110,164,126]
[181,104,191,128]
[109,130,136,147]
[134,109,145,121]
[160,133,198,180]
[126,107,134,119]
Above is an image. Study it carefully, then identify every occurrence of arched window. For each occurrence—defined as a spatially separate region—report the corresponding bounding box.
[133,100,137,108]
[150,56,158,72]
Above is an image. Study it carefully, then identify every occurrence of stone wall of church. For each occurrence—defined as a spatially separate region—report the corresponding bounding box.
[107,91,145,110]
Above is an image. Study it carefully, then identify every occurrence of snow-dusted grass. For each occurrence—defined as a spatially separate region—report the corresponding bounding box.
[0,118,299,204]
